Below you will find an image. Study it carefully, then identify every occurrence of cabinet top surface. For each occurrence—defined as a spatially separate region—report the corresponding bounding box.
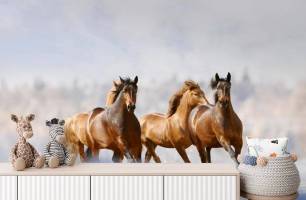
[0,163,239,176]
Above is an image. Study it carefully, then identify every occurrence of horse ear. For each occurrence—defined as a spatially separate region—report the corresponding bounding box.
[215,73,220,82]
[26,114,35,122]
[59,120,65,126]
[227,72,231,82]
[119,76,124,83]
[134,76,138,84]
[210,73,219,89]
[11,114,18,123]
[113,81,119,88]
[46,120,51,127]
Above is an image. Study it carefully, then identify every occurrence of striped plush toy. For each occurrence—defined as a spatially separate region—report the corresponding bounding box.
[44,118,76,168]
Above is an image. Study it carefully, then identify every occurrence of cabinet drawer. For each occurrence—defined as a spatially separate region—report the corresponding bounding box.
[91,176,163,200]
[0,176,17,200]
[18,176,90,200]
[164,176,238,200]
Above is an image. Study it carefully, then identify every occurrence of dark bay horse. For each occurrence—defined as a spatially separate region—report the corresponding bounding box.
[103,77,142,162]
[188,73,242,165]
[141,80,209,163]
[65,76,140,162]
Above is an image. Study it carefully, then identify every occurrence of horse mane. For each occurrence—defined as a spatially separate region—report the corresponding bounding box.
[106,77,136,105]
[167,80,200,117]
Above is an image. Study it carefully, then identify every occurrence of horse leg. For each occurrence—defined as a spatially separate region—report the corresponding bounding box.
[233,142,242,160]
[124,150,134,163]
[112,149,124,163]
[130,147,142,163]
[91,148,100,162]
[112,151,120,163]
[218,137,239,166]
[85,148,98,161]
[78,142,86,162]
[144,140,161,163]
[144,151,152,163]
[174,145,191,163]
[195,143,207,163]
[206,147,212,163]
[135,149,142,163]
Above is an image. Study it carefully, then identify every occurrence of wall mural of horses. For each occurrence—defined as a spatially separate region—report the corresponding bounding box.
[140,80,210,163]
[64,76,141,163]
[63,73,243,165]
[188,73,243,166]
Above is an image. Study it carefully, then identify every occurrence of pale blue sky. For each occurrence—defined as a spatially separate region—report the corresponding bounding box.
[0,0,306,86]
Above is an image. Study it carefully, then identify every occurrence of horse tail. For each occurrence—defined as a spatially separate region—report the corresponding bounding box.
[64,117,78,154]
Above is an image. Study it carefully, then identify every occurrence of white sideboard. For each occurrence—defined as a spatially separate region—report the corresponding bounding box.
[0,163,239,200]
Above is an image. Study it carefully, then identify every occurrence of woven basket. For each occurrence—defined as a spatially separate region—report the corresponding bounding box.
[239,155,300,197]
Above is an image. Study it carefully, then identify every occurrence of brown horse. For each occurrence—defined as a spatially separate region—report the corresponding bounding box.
[65,76,140,162]
[188,73,243,165]
[103,77,142,162]
[141,80,209,163]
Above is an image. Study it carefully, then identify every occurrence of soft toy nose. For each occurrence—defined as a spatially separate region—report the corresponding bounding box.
[56,135,66,144]
[23,132,33,139]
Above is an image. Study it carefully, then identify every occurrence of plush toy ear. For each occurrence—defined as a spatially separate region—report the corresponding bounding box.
[11,114,18,123]
[46,120,51,127]
[134,76,138,84]
[26,114,35,121]
[50,118,59,124]
[59,120,65,126]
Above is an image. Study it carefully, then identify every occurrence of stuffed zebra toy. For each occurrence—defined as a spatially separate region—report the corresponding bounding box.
[44,118,76,168]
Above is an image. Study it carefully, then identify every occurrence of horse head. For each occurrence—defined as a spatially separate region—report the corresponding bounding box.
[211,72,231,107]
[167,80,207,117]
[119,76,138,112]
[184,80,207,108]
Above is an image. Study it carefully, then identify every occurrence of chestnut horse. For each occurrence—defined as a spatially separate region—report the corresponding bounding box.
[141,80,209,163]
[188,73,242,165]
[65,76,140,162]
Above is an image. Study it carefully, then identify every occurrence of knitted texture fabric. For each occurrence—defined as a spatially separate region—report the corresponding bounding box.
[239,155,300,197]
[44,118,75,166]
[243,155,257,166]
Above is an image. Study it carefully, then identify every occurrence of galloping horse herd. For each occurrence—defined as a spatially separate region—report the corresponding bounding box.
[65,72,243,165]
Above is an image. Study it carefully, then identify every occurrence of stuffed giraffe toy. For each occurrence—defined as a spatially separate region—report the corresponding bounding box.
[10,114,45,171]
[44,118,76,168]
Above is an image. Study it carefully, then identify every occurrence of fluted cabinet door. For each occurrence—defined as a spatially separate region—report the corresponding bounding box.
[164,176,238,200]
[0,176,17,200]
[91,176,163,200]
[18,176,90,200]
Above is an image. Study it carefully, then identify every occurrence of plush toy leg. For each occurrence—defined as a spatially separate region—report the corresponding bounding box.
[34,156,45,168]
[66,153,77,166]
[14,157,26,171]
[48,156,59,168]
